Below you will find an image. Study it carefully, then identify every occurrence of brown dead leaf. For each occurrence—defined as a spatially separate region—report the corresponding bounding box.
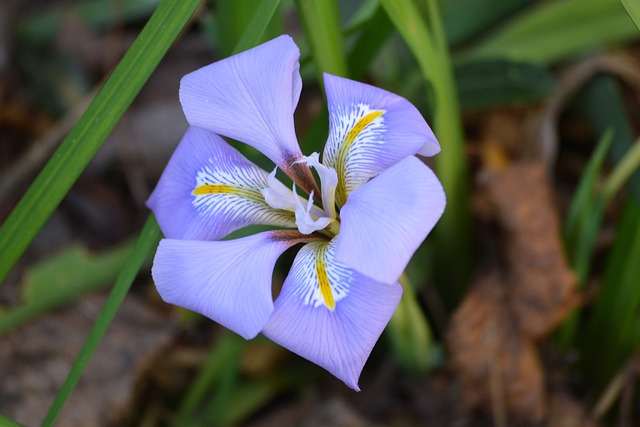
[448,162,577,424]
[448,274,546,423]
[484,163,577,337]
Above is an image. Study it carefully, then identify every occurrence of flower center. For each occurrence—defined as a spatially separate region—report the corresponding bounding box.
[261,153,340,237]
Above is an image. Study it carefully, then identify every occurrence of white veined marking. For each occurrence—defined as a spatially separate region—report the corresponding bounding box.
[324,103,386,205]
[192,160,294,226]
[291,241,350,310]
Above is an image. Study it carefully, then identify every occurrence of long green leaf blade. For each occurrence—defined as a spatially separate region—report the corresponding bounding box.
[295,0,348,79]
[564,130,614,247]
[234,0,283,54]
[0,0,202,284]
[380,0,471,304]
[460,0,638,65]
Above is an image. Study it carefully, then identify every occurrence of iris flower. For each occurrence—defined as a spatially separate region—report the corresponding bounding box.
[147,35,445,390]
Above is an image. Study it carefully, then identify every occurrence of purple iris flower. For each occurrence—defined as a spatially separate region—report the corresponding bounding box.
[147,35,445,391]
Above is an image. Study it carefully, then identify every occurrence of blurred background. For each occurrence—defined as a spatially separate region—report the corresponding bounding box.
[1,0,640,426]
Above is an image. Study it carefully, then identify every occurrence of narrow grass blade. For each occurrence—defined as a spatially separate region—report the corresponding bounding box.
[214,0,284,57]
[0,0,202,284]
[380,0,471,305]
[560,142,640,350]
[459,0,638,65]
[295,0,348,79]
[214,0,266,56]
[559,133,620,348]
[41,216,161,427]
[564,130,614,249]
[234,0,283,54]
[603,138,640,203]
[621,0,640,31]
[584,201,640,388]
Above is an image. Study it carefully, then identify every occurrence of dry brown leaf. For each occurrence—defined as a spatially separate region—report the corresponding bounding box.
[484,164,577,337]
[448,162,577,424]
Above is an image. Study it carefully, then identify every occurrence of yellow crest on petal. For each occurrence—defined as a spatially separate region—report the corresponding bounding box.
[315,244,336,310]
[335,109,385,206]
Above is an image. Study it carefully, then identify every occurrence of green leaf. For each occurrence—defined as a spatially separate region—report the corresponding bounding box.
[0,414,27,427]
[234,0,284,54]
[441,0,532,45]
[460,0,639,65]
[0,241,136,336]
[213,0,284,57]
[621,0,640,31]
[0,0,203,284]
[23,243,134,301]
[564,130,614,269]
[295,0,348,80]
[41,216,161,427]
[455,59,556,111]
[347,4,394,81]
[603,138,640,203]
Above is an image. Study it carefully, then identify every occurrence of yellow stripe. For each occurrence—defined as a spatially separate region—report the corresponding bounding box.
[315,245,335,310]
[192,184,262,202]
[192,184,235,195]
[335,110,384,205]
